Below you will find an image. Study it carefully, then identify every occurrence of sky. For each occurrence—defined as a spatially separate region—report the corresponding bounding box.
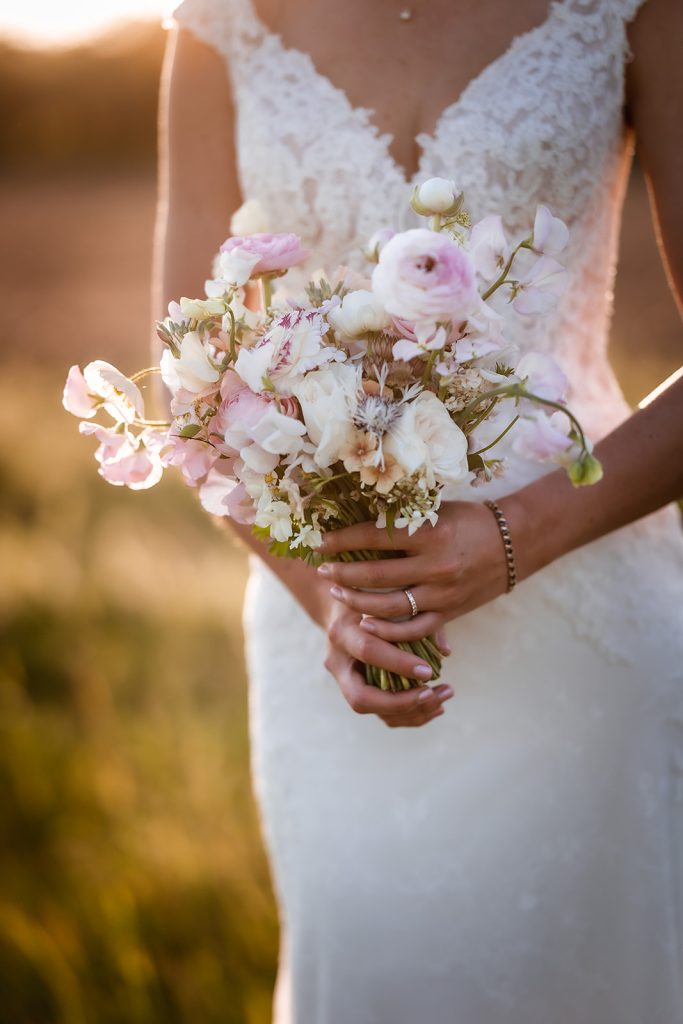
[0,0,173,47]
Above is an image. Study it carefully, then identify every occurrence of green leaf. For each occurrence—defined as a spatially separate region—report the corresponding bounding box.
[178,423,202,439]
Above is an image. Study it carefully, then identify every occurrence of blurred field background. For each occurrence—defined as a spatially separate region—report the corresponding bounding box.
[0,16,681,1024]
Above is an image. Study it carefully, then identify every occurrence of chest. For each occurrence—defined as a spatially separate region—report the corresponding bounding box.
[254,0,553,178]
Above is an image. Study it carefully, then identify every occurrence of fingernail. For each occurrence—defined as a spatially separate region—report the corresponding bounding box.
[418,687,433,702]
[441,643,452,656]
[440,686,454,700]
[415,664,433,681]
[330,585,343,599]
[360,618,376,632]
[318,563,331,576]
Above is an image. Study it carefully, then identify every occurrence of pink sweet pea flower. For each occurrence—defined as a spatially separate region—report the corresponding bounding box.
[468,214,510,281]
[512,411,574,463]
[219,232,310,276]
[198,466,255,522]
[512,256,567,315]
[532,205,569,256]
[372,228,479,326]
[162,434,219,485]
[515,352,568,403]
[63,365,98,418]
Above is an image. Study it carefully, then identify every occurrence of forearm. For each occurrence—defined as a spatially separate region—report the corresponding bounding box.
[226,520,328,627]
[505,376,683,579]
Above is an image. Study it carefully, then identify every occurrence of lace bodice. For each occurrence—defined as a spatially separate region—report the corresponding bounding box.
[174,0,647,440]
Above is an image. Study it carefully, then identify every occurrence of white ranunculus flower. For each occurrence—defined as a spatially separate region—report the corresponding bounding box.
[159,331,221,395]
[412,177,462,215]
[327,289,390,338]
[292,362,360,468]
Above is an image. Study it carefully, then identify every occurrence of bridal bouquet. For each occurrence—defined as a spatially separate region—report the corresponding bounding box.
[64,177,602,691]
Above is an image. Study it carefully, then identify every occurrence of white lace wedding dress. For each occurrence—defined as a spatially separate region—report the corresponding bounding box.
[174,1,683,1020]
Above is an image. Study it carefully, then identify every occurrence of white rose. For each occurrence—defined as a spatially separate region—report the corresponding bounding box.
[160,331,221,395]
[327,289,390,337]
[382,404,429,476]
[247,405,307,456]
[292,362,359,468]
[411,177,462,216]
[411,391,470,485]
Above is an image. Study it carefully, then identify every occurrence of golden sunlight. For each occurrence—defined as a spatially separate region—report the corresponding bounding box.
[0,0,174,47]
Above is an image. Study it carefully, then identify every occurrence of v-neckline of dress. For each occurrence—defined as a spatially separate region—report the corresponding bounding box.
[243,0,563,185]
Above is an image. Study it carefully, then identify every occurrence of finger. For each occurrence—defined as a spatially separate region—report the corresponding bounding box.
[381,685,454,727]
[341,665,446,717]
[337,618,435,681]
[319,521,408,556]
[380,683,454,722]
[330,582,434,619]
[382,706,446,728]
[433,627,452,656]
[319,555,426,590]
[359,611,443,643]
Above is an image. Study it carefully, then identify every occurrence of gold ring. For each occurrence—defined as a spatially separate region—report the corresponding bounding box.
[403,588,419,618]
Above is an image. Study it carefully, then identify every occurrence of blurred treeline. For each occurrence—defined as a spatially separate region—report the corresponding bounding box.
[1,20,278,1024]
[0,24,163,174]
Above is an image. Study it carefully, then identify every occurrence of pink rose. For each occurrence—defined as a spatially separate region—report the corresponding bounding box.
[219,232,310,276]
[372,228,478,327]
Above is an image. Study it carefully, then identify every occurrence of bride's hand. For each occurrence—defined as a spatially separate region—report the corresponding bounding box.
[317,500,516,643]
[319,582,454,728]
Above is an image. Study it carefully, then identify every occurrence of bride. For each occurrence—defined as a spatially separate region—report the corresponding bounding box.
[158,0,683,1020]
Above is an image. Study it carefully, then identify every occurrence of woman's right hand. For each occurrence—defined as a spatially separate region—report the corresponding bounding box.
[320,588,454,728]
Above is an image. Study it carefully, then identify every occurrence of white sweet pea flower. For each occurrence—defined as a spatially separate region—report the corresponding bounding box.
[82,360,144,423]
[179,296,226,319]
[327,289,390,337]
[392,323,448,362]
[247,405,307,456]
[512,255,567,315]
[411,177,462,215]
[532,205,569,256]
[468,215,510,280]
[160,331,221,395]
[255,491,294,543]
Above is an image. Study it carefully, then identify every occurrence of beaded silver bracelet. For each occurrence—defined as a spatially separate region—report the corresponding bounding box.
[484,500,517,593]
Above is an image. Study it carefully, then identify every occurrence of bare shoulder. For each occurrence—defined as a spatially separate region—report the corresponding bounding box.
[168,26,234,122]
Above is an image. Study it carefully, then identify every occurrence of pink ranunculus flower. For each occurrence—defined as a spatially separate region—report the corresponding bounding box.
[219,232,310,277]
[372,228,479,326]
[63,365,98,418]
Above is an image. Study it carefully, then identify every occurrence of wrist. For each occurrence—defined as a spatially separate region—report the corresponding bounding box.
[498,469,576,582]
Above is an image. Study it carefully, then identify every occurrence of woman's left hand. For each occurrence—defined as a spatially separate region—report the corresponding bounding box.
[317,500,517,643]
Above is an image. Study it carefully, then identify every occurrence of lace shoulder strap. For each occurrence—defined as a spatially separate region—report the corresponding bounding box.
[172,0,263,60]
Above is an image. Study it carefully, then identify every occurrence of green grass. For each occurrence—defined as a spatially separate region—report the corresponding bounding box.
[0,366,277,1024]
